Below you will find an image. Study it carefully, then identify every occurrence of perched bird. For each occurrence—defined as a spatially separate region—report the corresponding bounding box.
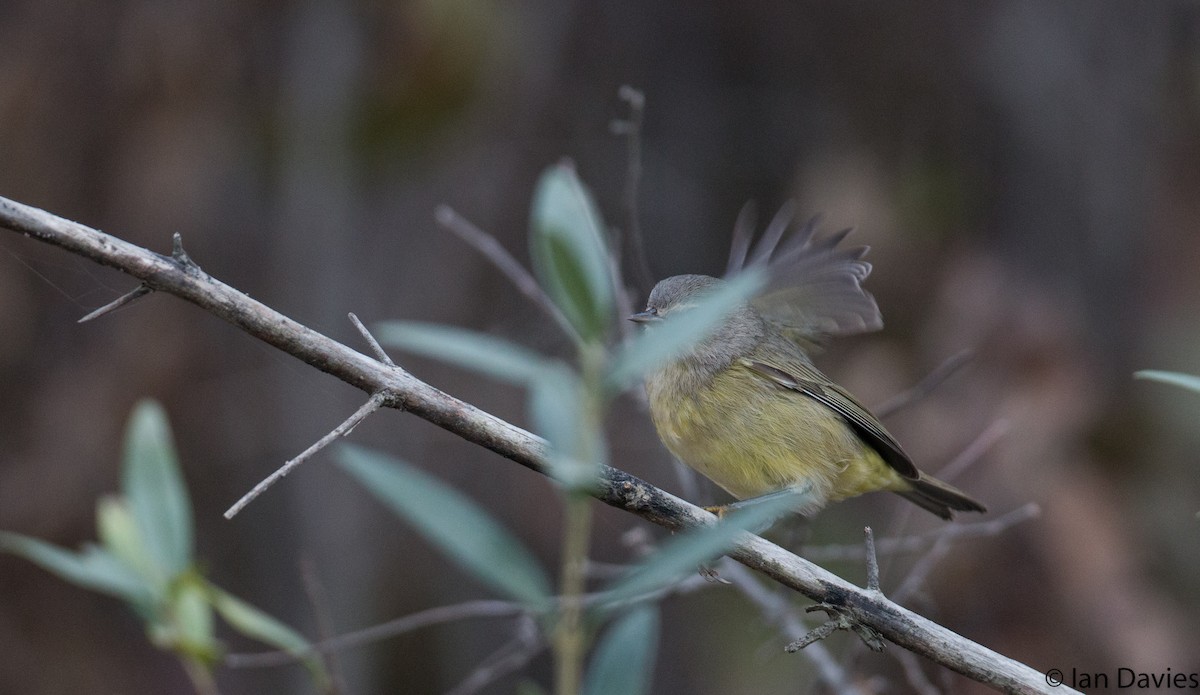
[631,213,985,519]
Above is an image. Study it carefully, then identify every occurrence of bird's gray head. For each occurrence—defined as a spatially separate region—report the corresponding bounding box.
[630,274,764,375]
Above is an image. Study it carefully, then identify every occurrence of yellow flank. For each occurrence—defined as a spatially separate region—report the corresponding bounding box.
[646,360,909,511]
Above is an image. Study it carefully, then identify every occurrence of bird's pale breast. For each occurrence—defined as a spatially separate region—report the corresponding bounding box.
[646,361,906,508]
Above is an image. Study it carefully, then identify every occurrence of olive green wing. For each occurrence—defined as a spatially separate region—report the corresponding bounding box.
[745,358,918,480]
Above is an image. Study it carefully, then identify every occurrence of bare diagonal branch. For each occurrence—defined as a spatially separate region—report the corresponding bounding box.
[434,204,578,341]
[0,194,1070,695]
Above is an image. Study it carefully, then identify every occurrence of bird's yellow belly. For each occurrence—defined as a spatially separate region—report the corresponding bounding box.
[647,365,906,508]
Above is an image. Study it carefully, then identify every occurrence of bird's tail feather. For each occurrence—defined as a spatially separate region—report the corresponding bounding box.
[895,475,986,520]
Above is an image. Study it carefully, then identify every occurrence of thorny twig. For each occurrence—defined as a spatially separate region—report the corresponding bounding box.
[1,195,1074,694]
[444,615,543,695]
[224,390,388,518]
[873,349,974,419]
[435,204,578,342]
[609,85,653,294]
[787,528,887,654]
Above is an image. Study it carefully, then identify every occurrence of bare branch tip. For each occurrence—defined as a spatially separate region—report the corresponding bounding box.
[171,233,193,264]
[77,284,153,323]
[864,526,881,593]
[618,85,645,108]
[225,395,387,519]
[348,313,396,367]
[434,204,457,226]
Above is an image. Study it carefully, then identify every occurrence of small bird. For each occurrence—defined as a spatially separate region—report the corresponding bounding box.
[631,216,985,519]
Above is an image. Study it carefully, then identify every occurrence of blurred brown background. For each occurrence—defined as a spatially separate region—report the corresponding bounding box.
[3,1,1200,693]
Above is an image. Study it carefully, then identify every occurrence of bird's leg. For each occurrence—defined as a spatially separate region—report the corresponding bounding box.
[697,487,811,580]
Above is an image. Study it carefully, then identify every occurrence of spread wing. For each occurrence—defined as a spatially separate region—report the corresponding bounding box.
[726,203,882,347]
[745,358,918,479]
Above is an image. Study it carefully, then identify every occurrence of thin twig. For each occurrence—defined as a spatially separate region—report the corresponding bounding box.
[434,205,577,341]
[786,619,843,653]
[77,283,152,323]
[224,392,388,518]
[228,568,714,672]
[300,558,347,695]
[881,418,1009,580]
[608,236,639,344]
[444,615,544,695]
[721,560,868,695]
[937,418,1009,481]
[874,349,974,419]
[893,504,1031,612]
[226,600,526,668]
[802,503,1042,564]
[1,195,1077,695]
[786,530,890,655]
[897,649,943,695]
[893,536,955,607]
[788,602,886,654]
[610,85,653,294]
[349,312,395,367]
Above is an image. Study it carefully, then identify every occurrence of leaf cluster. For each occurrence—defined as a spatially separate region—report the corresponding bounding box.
[0,401,329,691]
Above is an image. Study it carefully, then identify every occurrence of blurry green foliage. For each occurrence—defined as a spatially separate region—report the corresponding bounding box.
[358,163,777,693]
[1136,370,1200,394]
[0,401,328,692]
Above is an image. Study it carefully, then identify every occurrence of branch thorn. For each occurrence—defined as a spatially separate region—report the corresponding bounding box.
[224,392,388,519]
[349,312,396,367]
[77,284,152,323]
[864,526,881,593]
[171,232,200,272]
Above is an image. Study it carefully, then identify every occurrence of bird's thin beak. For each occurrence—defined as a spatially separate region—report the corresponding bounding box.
[628,310,662,324]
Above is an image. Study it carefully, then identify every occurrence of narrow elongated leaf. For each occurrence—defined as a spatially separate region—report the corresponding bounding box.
[603,488,807,605]
[583,606,660,695]
[0,532,154,606]
[210,585,329,687]
[607,270,766,389]
[172,575,218,663]
[122,400,193,579]
[336,445,552,606]
[529,365,597,489]
[530,162,614,342]
[375,321,557,385]
[1135,370,1200,394]
[96,496,163,591]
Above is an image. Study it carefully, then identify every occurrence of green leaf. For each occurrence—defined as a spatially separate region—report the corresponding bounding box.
[336,445,552,606]
[375,321,559,385]
[583,606,660,695]
[96,496,162,591]
[603,488,807,605]
[0,531,155,606]
[1135,370,1200,394]
[607,270,766,389]
[172,575,218,663]
[121,400,193,579]
[210,585,329,687]
[530,162,614,343]
[529,365,598,490]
